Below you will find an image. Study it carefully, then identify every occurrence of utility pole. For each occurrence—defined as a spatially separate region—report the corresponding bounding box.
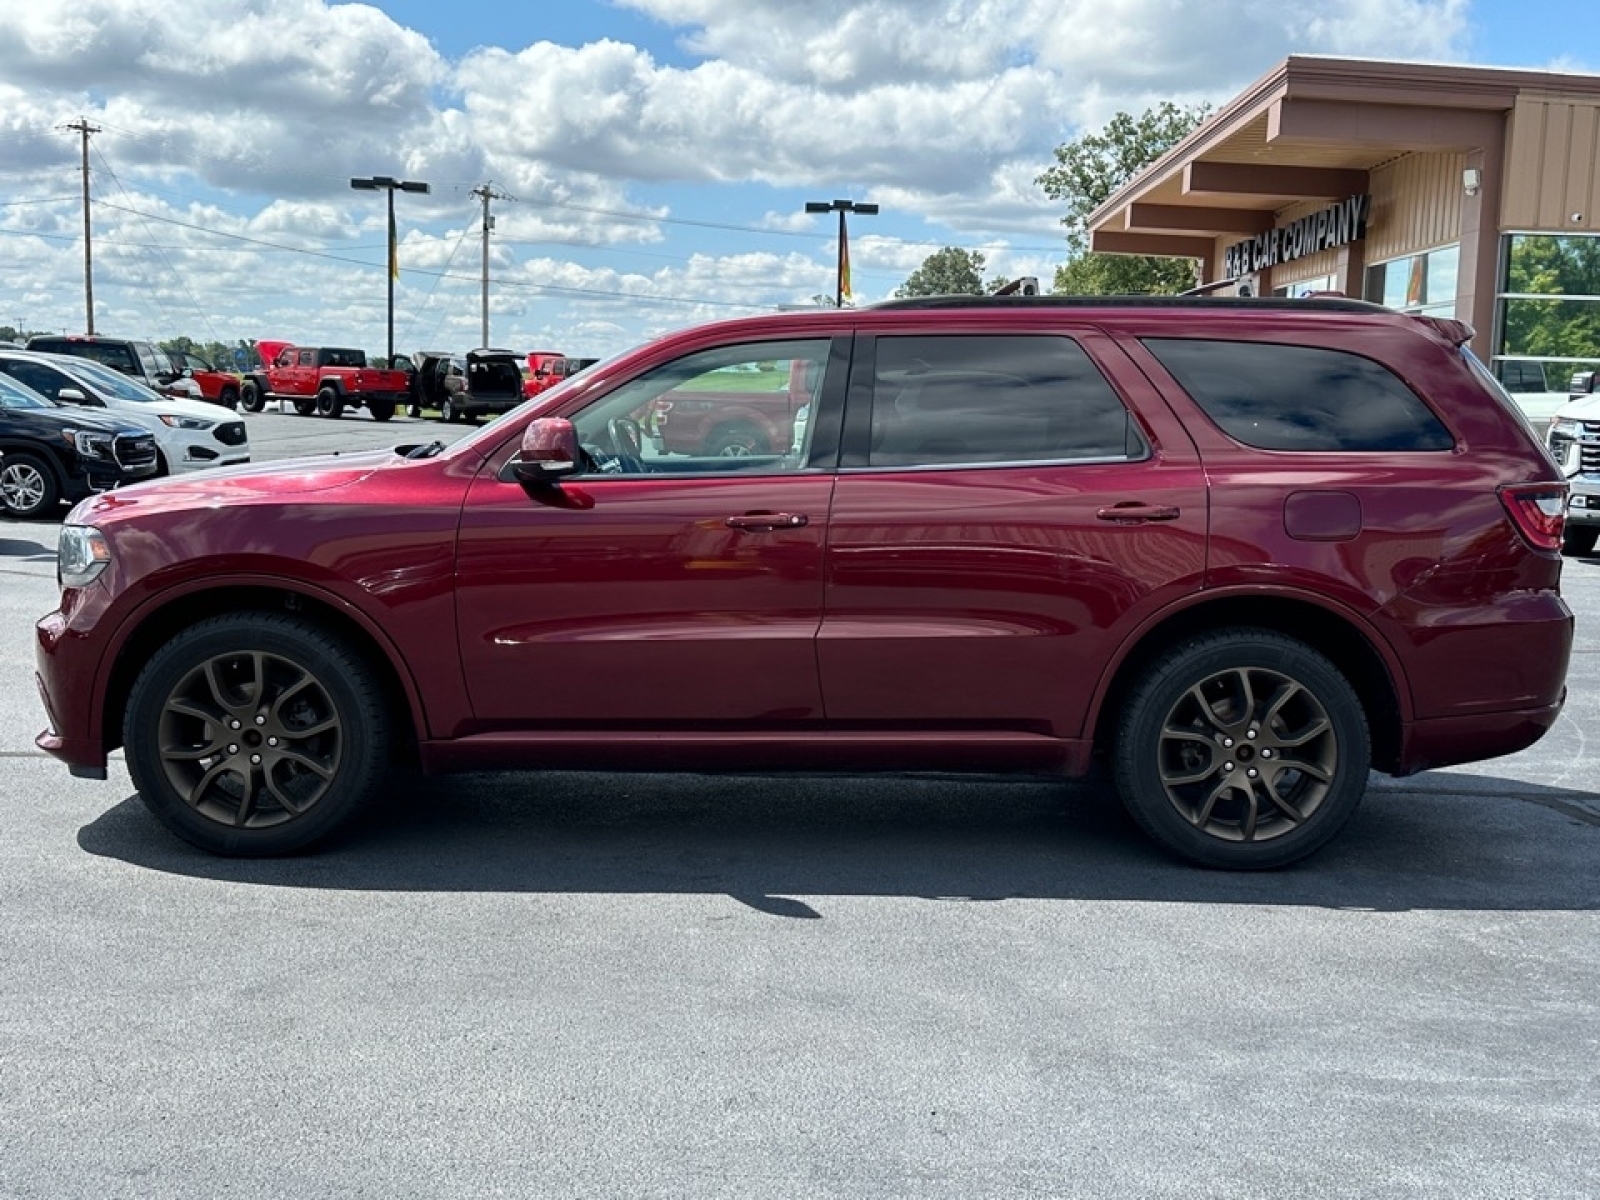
[62,117,101,335]
[471,183,512,347]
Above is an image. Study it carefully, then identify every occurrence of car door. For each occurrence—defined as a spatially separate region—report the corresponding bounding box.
[818,328,1208,739]
[454,334,847,726]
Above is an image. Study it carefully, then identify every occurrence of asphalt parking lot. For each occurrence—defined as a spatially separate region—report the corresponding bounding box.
[1,405,1597,1198]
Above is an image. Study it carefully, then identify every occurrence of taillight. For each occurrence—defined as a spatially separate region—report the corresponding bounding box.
[1499,483,1568,551]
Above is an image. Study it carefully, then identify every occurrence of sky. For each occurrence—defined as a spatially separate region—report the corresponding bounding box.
[0,0,1593,363]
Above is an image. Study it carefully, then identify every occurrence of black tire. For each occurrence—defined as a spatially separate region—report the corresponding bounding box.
[292,395,315,416]
[154,449,171,478]
[239,380,266,413]
[0,451,60,519]
[367,399,395,423]
[1111,628,1370,870]
[315,386,344,419]
[218,384,241,411]
[703,421,768,457]
[1561,525,1598,556]
[123,612,392,856]
[440,397,458,424]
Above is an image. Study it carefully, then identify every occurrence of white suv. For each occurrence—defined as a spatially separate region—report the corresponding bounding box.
[1543,370,1600,555]
[0,349,249,476]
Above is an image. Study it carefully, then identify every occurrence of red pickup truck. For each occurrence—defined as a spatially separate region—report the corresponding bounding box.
[240,341,411,421]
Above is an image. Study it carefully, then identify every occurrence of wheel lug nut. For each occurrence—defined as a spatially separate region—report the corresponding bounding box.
[250,754,262,765]
[227,744,239,754]
[1222,737,1234,748]
[1224,762,1235,772]
[1261,748,1273,758]
[255,715,266,726]
[267,737,278,747]
[1247,768,1259,778]
[229,719,242,730]
[1247,729,1258,739]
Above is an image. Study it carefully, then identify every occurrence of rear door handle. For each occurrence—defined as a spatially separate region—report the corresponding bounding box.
[726,512,810,531]
[1096,502,1180,524]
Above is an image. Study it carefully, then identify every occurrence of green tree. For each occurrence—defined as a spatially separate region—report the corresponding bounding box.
[1037,101,1210,295]
[895,247,988,298]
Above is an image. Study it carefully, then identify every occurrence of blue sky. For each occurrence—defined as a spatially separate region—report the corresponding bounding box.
[0,0,1593,361]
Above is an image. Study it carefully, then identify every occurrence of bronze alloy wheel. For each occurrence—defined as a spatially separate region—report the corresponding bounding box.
[155,649,343,829]
[1155,665,1337,844]
[125,613,390,855]
[1112,628,1370,869]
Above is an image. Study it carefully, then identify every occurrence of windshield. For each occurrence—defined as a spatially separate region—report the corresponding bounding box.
[0,372,55,410]
[50,355,170,403]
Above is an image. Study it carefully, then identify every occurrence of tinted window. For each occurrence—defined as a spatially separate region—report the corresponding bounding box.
[1143,338,1454,452]
[868,335,1141,467]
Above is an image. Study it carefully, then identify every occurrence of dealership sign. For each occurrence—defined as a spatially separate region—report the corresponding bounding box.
[1224,195,1370,278]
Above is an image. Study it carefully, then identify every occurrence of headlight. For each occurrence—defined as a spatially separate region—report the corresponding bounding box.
[57,524,111,589]
[159,415,213,430]
[62,428,115,460]
[1549,419,1582,439]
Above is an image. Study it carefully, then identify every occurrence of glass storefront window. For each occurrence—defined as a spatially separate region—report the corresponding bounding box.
[1364,245,1460,317]
[1495,234,1600,395]
[1272,275,1336,299]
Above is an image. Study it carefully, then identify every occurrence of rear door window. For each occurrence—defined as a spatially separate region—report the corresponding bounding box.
[864,335,1144,468]
[1143,338,1454,452]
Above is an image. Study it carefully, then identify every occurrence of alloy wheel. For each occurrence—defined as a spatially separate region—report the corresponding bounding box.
[155,649,344,829]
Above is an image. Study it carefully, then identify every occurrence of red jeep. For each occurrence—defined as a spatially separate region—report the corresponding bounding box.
[523,351,570,399]
[649,357,815,457]
[239,341,411,420]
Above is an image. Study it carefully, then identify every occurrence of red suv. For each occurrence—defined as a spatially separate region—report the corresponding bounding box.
[34,297,1572,868]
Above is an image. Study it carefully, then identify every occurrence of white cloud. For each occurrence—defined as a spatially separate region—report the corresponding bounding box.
[0,0,1485,354]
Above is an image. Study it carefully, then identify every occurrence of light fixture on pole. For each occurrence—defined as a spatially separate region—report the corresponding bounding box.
[805,198,878,307]
[350,175,431,365]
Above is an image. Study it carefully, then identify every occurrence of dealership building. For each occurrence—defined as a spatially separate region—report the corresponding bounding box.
[1087,55,1600,395]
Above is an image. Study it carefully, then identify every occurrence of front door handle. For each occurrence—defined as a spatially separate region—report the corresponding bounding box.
[1096,502,1180,524]
[726,512,810,532]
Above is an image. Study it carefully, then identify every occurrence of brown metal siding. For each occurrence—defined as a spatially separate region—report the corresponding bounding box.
[1504,94,1600,231]
[1272,152,1463,287]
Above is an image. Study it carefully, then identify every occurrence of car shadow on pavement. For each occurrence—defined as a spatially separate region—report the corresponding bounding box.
[76,769,1600,914]
[0,535,58,561]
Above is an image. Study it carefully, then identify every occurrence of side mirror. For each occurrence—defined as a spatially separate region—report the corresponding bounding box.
[57,387,99,406]
[504,417,582,486]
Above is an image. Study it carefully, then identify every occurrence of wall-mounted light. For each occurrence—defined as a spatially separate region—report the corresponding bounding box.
[1462,168,1482,197]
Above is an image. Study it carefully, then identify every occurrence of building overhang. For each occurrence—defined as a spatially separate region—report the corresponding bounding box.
[1087,55,1600,262]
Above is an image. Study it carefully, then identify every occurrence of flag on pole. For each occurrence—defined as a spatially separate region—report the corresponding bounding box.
[388,204,399,281]
[838,218,852,306]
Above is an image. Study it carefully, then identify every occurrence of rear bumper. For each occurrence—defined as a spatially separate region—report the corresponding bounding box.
[1395,693,1566,775]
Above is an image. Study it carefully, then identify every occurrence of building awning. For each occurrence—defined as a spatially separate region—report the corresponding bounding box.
[1086,56,1599,265]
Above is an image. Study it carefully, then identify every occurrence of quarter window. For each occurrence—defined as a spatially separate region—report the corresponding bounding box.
[867,335,1142,467]
[1143,338,1454,452]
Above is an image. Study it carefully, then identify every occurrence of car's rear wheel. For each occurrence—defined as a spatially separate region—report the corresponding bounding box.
[703,421,768,457]
[218,384,240,411]
[1561,525,1598,556]
[0,452,59,519]
[315,387,344,419]
[124,613,391,856]
[239,380,266,413]
[1112,629,1370,870]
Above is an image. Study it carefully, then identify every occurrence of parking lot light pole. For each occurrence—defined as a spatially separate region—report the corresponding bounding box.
[350,176,431,365]
[805,199,878,308]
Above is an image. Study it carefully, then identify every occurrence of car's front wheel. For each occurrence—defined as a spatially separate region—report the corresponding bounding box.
[238,380,266,412]
[124,613,392,856]
[1112,629,1370,870]
[1562,525,1598,556]
[0,451,59,519]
